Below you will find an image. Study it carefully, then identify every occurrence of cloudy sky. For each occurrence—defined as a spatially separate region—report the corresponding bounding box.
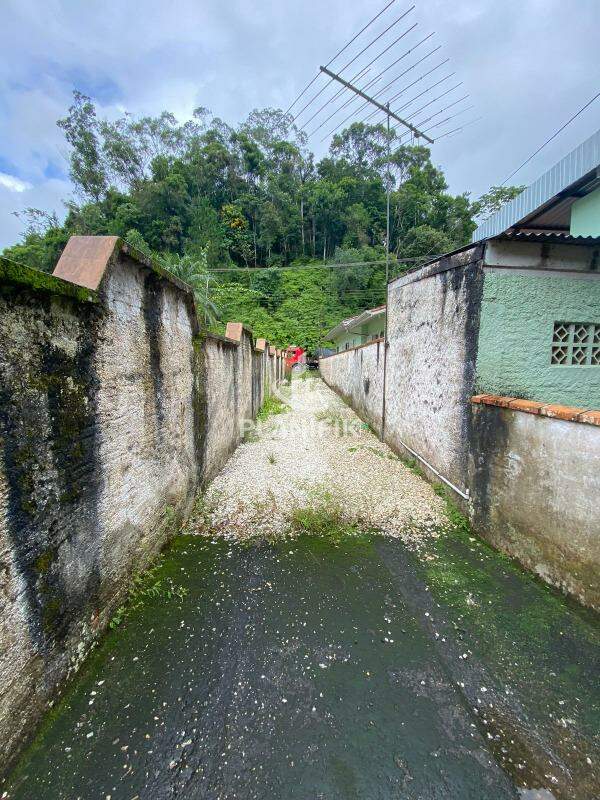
[1,0,599,249]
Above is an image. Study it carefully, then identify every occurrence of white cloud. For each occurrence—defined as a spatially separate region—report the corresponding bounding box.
[0,0,599,249]
[0,173,31,193]
[0,178,71,250]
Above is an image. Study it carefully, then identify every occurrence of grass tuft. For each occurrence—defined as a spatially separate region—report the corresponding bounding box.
[256,393,289,422]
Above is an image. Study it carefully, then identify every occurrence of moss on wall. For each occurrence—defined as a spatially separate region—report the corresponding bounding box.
[476,272,600,407]
[0,257,97,304]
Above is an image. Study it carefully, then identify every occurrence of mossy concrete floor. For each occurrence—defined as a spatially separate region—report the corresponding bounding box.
[2,523,598,800]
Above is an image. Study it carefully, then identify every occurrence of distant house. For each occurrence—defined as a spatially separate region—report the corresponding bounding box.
[324,305,386,352]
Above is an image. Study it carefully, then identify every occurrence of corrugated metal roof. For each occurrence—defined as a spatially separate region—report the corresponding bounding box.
[472,128,600,242]
[498,231,600,246]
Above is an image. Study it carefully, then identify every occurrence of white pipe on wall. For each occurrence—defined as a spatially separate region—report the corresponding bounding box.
[396,436,470,501]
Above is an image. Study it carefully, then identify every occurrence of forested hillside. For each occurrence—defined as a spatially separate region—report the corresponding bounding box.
[2,91,521,349]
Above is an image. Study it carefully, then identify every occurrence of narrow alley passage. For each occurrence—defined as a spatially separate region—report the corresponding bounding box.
[3,377,599,800]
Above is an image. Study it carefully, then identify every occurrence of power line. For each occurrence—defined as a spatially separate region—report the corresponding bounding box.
[285,0,396,115]
[207,256,434,274]
[500,90,600,185]
[209,260,386,273]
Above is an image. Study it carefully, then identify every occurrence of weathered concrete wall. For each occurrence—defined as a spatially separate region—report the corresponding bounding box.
[0,248,202,771]
[0,238,285,774]
[383,247,484,497]
[470,400,600,610]
[202,329,254,484]
[0,261,104,769]
[319,340,385,431]
[320,241,600,609]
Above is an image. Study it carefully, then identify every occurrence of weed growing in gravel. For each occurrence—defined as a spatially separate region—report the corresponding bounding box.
[257,394,289,421]
[188,492,223,535]
[291,505,357,541]
[290,501,370,546]
[403,456,426,479]
[267,452,276,464]
[286,485,373,545]
[347,444,401,461]
[314,406,356,436]
[243,427,260,443]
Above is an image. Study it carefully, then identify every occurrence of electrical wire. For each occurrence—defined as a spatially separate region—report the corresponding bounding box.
[500,90,600,185]
[207,256,436,274]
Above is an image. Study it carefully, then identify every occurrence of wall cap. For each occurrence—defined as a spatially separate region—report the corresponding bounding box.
[319,337,385,360]
[204,331,239,347]
[52,236,197,299]
[388,242,484,289]
[0,256,98,304]
[225,321,244,342]
[472,394,599,427]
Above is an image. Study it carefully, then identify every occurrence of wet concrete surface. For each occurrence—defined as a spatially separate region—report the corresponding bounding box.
[3,530,599,800]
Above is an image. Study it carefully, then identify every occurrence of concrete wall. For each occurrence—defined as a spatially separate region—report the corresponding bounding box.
[202,329,274,484]
[320,340,385,431]
[383,247,484,497]
[470,399,600,609]
[320,240,600,609]
[0,238,285,774]
[0,261,105,773]
[477,246,600,407]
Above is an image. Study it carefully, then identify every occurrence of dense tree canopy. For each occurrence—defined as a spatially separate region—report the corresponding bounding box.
[2,92,522,350]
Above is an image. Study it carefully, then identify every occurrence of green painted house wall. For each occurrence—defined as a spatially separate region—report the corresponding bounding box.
[476,272,600,407]
[335,331,362,351]
[364,316,386,340]
[331,314,385,352]
[570,187,600,237]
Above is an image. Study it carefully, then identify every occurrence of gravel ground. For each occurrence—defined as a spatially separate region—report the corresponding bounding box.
[191,375,446,545]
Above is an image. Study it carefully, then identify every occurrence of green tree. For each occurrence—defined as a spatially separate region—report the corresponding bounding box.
[4,93,505,350]
[57,91,107,201]
[472,185,525,221]
[162,252,219,325]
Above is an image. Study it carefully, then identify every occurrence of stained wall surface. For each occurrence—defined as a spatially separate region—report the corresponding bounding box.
[0,242,284,774]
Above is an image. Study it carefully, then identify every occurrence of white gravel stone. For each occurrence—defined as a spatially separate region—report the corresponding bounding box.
[191,375,446,545]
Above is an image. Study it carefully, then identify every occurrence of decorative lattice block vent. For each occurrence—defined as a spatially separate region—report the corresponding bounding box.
[551,321,600,366]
